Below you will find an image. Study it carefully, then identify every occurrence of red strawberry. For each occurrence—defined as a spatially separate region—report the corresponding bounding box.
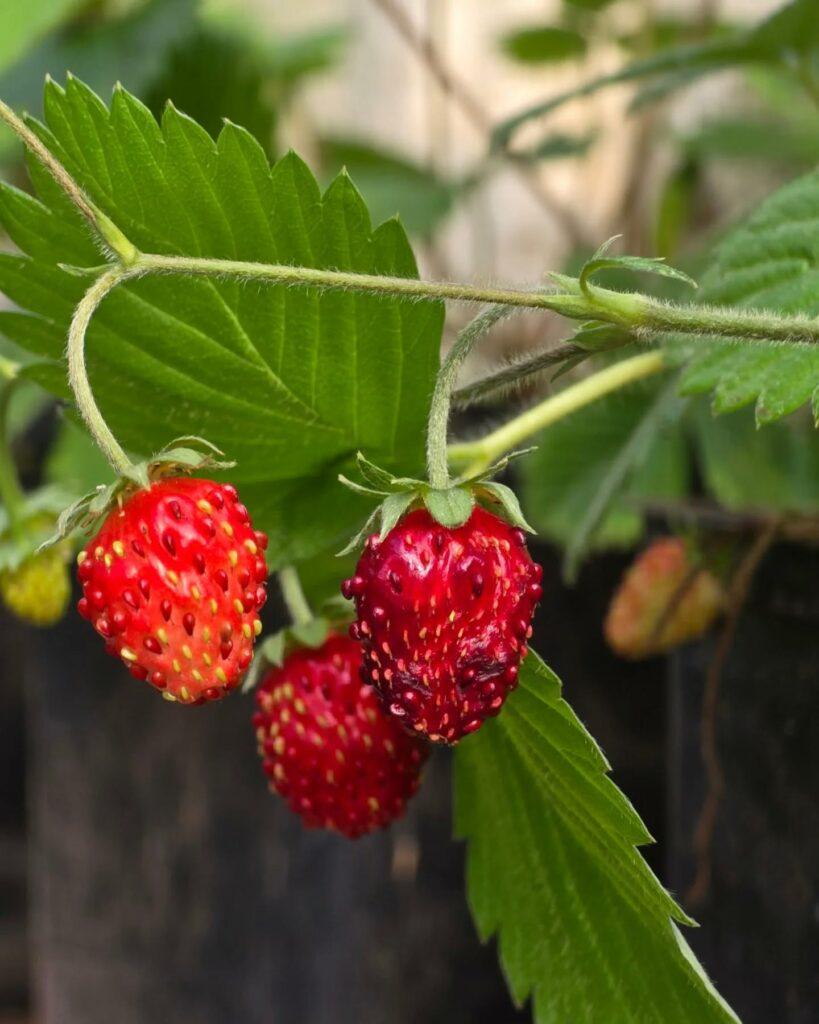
[252,634,427,838]
[76,477,268,704]
[342,506,542,744]
[604,536,725,659]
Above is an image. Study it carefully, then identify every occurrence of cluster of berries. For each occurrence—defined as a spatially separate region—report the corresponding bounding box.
[8,467,724,839]
[72,481,542,838]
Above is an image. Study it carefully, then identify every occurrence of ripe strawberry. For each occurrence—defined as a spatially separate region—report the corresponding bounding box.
[76,477,268,704]
[342,506,542,744]
[252,634,427,838]
[0,546,71,627]
[604,536,725,660]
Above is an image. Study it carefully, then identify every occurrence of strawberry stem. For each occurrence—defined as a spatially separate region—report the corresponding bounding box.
[67,267,139,476]
[426,305,516,490]
[448,350,668,475]
[278,566,313,627]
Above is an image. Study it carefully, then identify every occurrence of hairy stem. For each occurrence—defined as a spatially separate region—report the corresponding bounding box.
[0,364,26,535]
[278,566,312,627]
[67,267,137,475]
[0,98,136,262]
[427,305,516,488]
[452,341,583,408]
[448,351,667,473]
[136,252,581,314]
[133,252,819,346]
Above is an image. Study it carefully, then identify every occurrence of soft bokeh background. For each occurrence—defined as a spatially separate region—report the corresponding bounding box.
[1,1,817,1021]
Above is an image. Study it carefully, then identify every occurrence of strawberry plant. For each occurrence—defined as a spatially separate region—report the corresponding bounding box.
[0,14,817,1012]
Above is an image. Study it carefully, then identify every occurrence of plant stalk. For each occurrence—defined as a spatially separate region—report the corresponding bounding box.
[67,267,137,475]
[278,566,312,627]
[448,351,667,474]
[426,305,516,488]
[132,253,819,346]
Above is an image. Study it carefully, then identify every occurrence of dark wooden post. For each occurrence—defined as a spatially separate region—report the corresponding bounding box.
[668,542,819,1024]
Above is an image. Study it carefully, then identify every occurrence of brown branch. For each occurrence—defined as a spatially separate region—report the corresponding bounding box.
[685,518,781,907]
[368,0,590,248]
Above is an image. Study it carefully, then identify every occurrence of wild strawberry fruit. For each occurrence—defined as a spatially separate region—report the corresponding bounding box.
[0,546,71,627]
[604,536,725,660]
[253,634,427,838]
[342,506,542,744]
[76,477,268,704]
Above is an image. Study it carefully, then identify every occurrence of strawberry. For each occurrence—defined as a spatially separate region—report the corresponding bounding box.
[252,633,427,838]
[0,546,71,627]
[76,477,268,704]
[604,536,725,660]
[342,506,542,744]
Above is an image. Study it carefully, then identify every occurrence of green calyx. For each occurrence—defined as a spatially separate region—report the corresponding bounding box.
[242,598,354,693]
[43,436,235,547]
[337,450,536,554]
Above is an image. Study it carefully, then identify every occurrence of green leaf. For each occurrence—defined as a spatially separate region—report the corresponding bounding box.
[476,481,534,533]
[519,373,689,555]
[667,167,819,424]
[500,26,587,65]
[694,404,819,511]
[319,136,457,238]
[455,651,739,1023]
[423,487,474,528]
[0,79,444,567]
[580,237,697,293]
[378,491,417,538]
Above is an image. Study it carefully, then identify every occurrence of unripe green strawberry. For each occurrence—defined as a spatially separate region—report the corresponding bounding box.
[604,537,725,659]
[0,546,71,627]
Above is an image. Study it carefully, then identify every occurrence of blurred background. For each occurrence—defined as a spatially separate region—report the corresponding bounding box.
[1,0,817,1021]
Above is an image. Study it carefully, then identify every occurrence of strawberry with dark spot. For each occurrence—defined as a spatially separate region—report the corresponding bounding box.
[77,477,268,704]
[252,633,427,838]
[342,506,542,744]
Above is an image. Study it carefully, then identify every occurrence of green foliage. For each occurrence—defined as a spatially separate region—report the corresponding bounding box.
[455,650,739,1024]
[202,12,346,91]
[492,0,818,150]
[670,168,819,424]
[520,373,689,560]
[500,26,586,65]
[513,130,595,163]
[679,116,819,168]
[145,29,277,155]
[0,79,444,566]
[0,0,198,124]
[0,0,81,74]
[318,137,456,238]
[579,237,697,292]
[695,405,819,511]
[45,417,113,496]
[563,0,616,11]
